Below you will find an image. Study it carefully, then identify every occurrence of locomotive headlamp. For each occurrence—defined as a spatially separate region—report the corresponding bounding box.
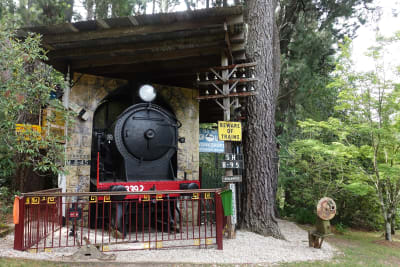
[139,84,156,102]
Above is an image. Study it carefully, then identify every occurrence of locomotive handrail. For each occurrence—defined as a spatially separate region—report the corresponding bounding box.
[20,188,222,197]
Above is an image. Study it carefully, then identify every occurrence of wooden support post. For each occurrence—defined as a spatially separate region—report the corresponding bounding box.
[221,51,236,239]
[14,197,25,250]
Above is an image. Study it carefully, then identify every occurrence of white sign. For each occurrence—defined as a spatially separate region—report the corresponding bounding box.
[230,183,237,224]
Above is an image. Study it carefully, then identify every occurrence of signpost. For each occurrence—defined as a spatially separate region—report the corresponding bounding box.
[196,55,257,239]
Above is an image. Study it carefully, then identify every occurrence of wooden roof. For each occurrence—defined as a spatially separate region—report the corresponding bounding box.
[19,7,247,122]
[19,7,246,88]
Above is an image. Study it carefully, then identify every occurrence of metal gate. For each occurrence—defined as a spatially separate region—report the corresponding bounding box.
[14,189,224,252]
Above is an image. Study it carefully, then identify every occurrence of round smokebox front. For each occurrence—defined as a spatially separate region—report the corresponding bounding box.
[114,104,177,163]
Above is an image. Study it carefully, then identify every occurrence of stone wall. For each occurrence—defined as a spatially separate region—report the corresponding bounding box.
[65,73,126,192]
[158,85,199,181]
[64,75,199,193]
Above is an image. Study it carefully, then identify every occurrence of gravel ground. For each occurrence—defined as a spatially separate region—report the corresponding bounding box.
[0,220,336,265]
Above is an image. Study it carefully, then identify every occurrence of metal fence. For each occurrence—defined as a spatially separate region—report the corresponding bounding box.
[14,189,224,252]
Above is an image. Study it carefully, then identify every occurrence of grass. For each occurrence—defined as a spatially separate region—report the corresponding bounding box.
[280,230,400,267]
[0,229,400,267]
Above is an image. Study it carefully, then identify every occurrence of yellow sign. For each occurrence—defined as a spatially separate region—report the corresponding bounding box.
[218,121,242,141]
[206,238,213,245]
[194,239,200,246]
[204,192,212,200]
[156,241,163,248]
[102,245,109,251]
[104,195,111,203]
[15,124,42,140]
[156,194,163,201]
[192,193,200,200]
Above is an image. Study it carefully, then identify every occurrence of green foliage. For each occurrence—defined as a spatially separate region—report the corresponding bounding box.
[334,222,347,234]
[276,0,374,138]
[0,186,15,223]
[0,16,73,191]
[281,35,400,234]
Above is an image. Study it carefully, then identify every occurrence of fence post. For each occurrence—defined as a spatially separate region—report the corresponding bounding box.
[14,196,25,251]
[215,192,223,250]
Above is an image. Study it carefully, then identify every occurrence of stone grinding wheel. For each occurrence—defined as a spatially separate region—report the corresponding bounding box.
[317,197,336,220]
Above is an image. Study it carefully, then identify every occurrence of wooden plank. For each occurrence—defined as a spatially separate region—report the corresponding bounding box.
[231,43,245,52]
[196,91,256,100]
[66,23,79,33]
[48,34,225,60]
[197,62,257,72]
[226,14,243,25]
[127,16,139,26]
[71,45,222,69]
[230,32,245,43]
[43,18,228,44]
[197,77,258,86]
[233,52,246,61]
[73,55,220,75]
[96,19,110,29]
[47,27,226,50]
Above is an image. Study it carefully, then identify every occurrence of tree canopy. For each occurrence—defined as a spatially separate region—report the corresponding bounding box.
[281,34,400,240]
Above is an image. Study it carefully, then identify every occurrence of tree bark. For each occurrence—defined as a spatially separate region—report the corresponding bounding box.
[241,0,283,239]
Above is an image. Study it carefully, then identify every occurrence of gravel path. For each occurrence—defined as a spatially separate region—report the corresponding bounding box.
[0,220,336,265]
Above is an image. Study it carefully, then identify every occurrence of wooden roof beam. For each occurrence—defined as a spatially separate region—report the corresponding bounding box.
[48,34,225,60]
[43,19,227,44]
[70,45,222,69]
[96,19,110,29]
[66,23,79,32]
[128,16,139,26]
[75,55,220,75]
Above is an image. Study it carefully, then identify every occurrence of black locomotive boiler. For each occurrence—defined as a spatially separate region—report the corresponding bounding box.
[89,84,199,231]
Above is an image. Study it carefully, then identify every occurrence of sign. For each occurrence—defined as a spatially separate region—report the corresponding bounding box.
[230,184,237,224]
[222,175,242,183]
[15,124,42,140]
[199,129,224,153]
[68,207,82,220]
[224,153,243,161]
[221,160,244,169]
[218,121,242,141]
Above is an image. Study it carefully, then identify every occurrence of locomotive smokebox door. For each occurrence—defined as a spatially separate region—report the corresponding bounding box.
[114,103,178,180]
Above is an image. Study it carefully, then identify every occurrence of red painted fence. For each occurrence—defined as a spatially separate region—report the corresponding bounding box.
[14,189,224,252]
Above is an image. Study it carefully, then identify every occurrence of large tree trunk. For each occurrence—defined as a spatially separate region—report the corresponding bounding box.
[241,0,283,239]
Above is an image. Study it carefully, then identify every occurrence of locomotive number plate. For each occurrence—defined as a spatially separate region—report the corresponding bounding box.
[124,185,144,192]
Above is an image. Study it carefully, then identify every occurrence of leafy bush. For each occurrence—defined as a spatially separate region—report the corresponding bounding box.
[335,222,347,234]
[293,208,317,225]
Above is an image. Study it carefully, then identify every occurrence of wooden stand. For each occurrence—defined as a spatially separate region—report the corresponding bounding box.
[308,230,332,248]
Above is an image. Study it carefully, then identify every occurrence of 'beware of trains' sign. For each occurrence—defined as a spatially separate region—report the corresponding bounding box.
[218,121,242,141]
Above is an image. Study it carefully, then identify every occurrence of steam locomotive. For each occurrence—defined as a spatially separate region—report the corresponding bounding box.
[89,84,199,231]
